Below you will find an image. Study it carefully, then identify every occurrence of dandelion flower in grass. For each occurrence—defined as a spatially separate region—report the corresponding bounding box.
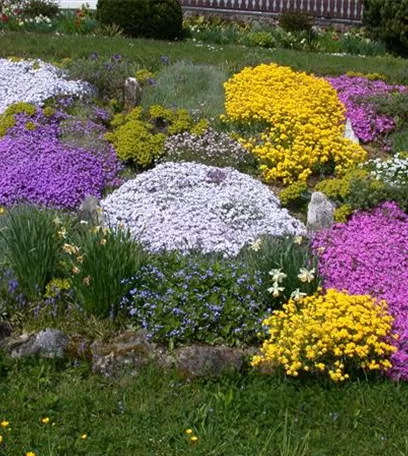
[268,282,285,297]
[81,433,88,440]
[268,269,287,283]
[190,436,199,443]
[41,417,50,425]
[298,268,315,283]
[0,421,9,428]
[0,435,3,444]
[185,429,193,435]
[25,452,36,456]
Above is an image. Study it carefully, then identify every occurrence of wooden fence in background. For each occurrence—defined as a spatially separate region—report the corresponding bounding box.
[179,0,364,22]
[59,0,364,23]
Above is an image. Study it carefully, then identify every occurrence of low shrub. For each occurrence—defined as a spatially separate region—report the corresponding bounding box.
[23,0,59,18]
[253,289,396,381]
[363,0,408,57]
[96,0,183,41]
[278,10,313,33]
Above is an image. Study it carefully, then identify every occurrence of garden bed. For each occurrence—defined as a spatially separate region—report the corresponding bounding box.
[0,5,408,453]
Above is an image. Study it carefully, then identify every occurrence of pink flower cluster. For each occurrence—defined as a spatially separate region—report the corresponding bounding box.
[313,203,408,380]
[327,76,406,143]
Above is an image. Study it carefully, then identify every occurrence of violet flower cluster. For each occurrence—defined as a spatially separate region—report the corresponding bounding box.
[313,203,408,380]
[102,162,305,256]
[0,107,121,209]
[0,58,92,114]
[327,76,406,143]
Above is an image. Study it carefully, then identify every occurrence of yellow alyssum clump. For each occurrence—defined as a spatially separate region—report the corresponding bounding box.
[224,64,367,184]
[252,289,396,382]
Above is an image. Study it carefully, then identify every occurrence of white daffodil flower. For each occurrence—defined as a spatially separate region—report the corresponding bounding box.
[291,289,307,301]
[268,282,285,297]
[298,268,315,283]
[250,238,262,252]
[268,268,287,283]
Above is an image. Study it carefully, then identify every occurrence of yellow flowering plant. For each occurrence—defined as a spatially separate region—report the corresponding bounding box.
[224,64,367,184]
[252,289,397,382]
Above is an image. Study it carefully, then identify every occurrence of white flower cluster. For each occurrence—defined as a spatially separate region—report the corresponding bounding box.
[0,58,92,114]
[366,153,408,187]
[102,162,305,256]
[18,14,53,26]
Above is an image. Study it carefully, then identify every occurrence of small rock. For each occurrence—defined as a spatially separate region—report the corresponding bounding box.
[8,328,69,359]
[170,345,245,379]
[344,119,359,144]
[91,330,161,377]
[307,192,335,234]
[124,77,142,112]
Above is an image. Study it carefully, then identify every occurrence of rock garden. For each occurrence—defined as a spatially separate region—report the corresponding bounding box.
[1,0,408,454]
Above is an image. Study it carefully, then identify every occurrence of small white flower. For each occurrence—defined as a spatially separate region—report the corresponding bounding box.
[298,268,315,283]
[291,289,307,301]
[268,282,285,297]
[269,268,287,283]
[250,238,262,252]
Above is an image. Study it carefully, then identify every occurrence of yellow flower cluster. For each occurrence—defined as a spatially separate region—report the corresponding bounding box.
[106,105,208,165]
[252,289,397,382]
[224,64,367,184]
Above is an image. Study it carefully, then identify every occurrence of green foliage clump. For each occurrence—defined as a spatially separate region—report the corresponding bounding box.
[66,226,146,319]
[278,10,313,33]
[106,105,207,165]
[364,92,408,128]
[316,167,408,216]
[363,0,408,57]
[0,207,64,300]
[279,181,309,208]
[96,0,183,40]
[247,31,276,48]
[334,204,353,223]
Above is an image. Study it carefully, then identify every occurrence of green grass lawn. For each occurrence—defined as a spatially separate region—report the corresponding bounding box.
[1,32,408,83]
[1,358,408,456]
